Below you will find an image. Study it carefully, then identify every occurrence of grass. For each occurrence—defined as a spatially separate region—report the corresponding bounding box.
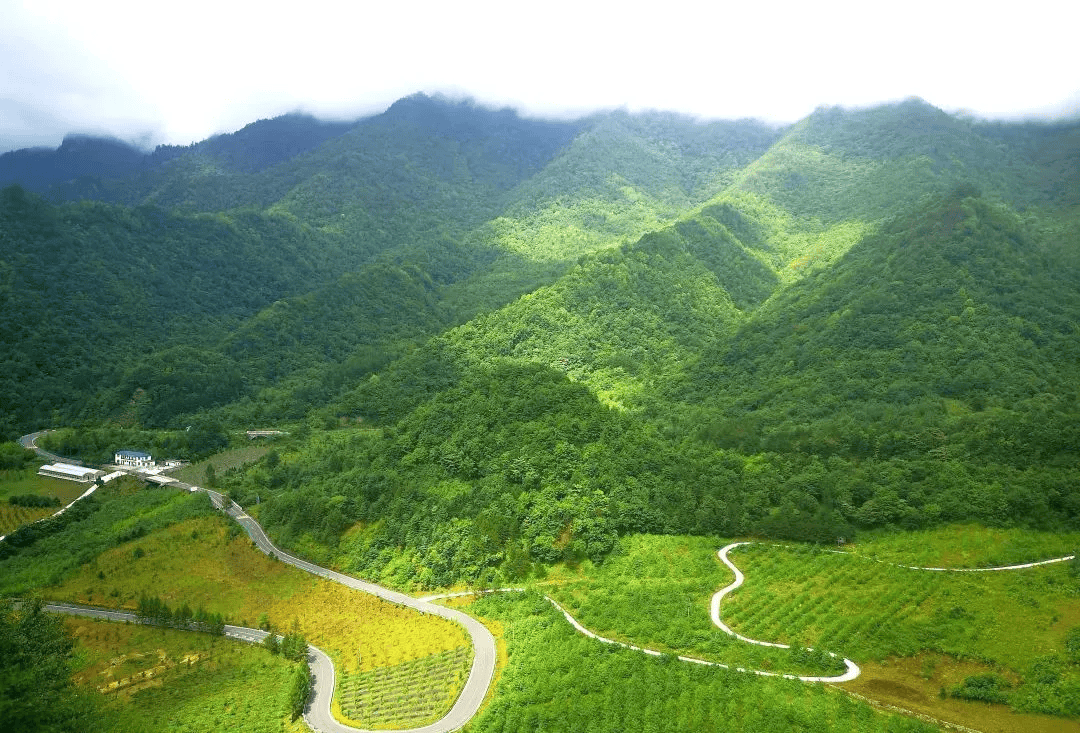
[723,541,1080,669]
[721,533,1080,730]
[0,467,91,535]
[66,615,307,733]
[39,508,470,724]
[461,591,936,733]
[171,445,271,485]
[542,534,847,677]
[842,524,1080,568]
[336,646,471,729]
[538,531,1080,731]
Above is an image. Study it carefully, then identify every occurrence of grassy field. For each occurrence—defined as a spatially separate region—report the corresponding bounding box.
[336,646,471,729]
[66,615,308,733]
[840,525,1080,568]
[38,507,470,725]
[722,541,1080,667]
[462,591,937,733]
[543,534,847,677]
[537,531,1080,732]
[719,533,1080,731]
[0,467,91,535]
[171,445,271,485]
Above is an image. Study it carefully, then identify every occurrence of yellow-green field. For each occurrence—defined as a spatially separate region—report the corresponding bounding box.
[66,616,309,733]
[0,467,91,535]
[45,512,470,724]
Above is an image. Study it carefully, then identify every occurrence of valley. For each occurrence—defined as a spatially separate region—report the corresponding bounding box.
[1,93,1078,732]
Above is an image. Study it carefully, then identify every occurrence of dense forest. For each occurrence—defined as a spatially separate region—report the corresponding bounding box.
[2,94,1078,588]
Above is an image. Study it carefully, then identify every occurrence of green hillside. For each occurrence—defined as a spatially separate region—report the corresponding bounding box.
[4,93,1080,732]
[0,186,379,435]
[3,95,1078,554]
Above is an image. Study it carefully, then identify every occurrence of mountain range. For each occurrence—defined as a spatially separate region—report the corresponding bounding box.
[2,92,1078,578]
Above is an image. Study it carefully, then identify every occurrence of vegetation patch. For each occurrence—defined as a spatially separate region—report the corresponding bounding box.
[172,444,272,486]
[844,524,1080,568]
[543,535,847,677]
[337,646,470,729]
[463,591,935,733]
[65,616,303,733]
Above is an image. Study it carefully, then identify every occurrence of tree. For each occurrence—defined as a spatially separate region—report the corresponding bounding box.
[0,599,97,731]
[287,661,311,720]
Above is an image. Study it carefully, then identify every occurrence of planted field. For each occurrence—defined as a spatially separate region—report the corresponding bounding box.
[463,592,936,733]
[0,481,209,594]
[0,503,56,535]
[721,538,1080,728]
[544,534,846,677]
[337,646,471,729]
[43,513,469,673]
[65,615,304,733]
[721,541,1080,667]
[171,445,271,486]
[846,524,1080,569]
[14,495,471,727]
[0,467,91,535]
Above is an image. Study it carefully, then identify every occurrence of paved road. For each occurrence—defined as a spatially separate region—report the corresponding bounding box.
[19,429,72,464]
[45,601,277,646]
[200,487,496,733]
[18,431,495,732]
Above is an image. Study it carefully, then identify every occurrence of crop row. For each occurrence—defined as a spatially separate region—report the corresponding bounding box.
[337,646,470,727]
[719,542,1078,669]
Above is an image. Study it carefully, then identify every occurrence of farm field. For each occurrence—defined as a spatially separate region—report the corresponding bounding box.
[842,525,1080,569]
[336,646,471,729]
[19,490,471,727]
[718,533,1080,729]
[543,534,847,678]
[170,444,272,486]
[0,467,91,535]
[536,531,1080,732]
[462,591,936,733]
[65,615,308,733]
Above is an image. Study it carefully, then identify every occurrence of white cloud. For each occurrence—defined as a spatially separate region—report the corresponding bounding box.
[1,0,1077,152]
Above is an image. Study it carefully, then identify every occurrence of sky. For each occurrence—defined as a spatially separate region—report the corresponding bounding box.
[2,0,1078,153]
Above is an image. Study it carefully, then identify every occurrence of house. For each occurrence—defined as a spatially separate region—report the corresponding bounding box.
[38,463,105,483]
[115,450,154,467]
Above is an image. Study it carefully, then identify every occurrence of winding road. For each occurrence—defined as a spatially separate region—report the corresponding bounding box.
[203,487,497,733]
[22,432,1078,727]
[712,543,861,682]
[17,429,495,733]
[43,485,496,733]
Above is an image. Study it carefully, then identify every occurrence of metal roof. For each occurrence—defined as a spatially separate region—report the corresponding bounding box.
[40,463,100,478]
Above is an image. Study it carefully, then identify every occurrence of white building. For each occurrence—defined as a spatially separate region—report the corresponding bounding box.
[115,450,154,467]
[38,463,105,483]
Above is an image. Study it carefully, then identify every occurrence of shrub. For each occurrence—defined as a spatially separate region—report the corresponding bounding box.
[950,673,1011,704]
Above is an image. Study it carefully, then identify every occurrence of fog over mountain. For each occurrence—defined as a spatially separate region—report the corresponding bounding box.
[3,0,1077,153]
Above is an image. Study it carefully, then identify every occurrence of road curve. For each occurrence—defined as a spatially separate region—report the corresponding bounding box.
[201,488,496,733]
[712,543,861,683]
[16,430,496,733]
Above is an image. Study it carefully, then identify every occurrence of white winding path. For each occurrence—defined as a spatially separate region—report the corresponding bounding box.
[712,542,861,682]
[709,541,1078,686]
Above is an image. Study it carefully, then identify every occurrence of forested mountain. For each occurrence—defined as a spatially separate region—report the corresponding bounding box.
[2,94,1078,581]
